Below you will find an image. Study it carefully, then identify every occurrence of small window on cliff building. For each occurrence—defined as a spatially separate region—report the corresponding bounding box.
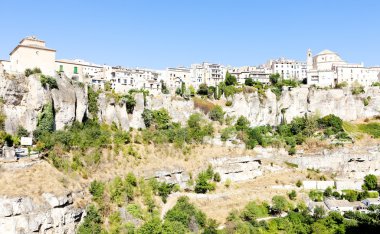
[74,67,78,74]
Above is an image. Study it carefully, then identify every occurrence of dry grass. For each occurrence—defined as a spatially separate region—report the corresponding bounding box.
[193,97,215,114]
[0,160,82,203]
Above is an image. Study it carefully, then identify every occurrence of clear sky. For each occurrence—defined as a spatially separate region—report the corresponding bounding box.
[1,0,379,69]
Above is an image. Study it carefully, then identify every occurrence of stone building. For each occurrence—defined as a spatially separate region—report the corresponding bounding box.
[267,58,307,81]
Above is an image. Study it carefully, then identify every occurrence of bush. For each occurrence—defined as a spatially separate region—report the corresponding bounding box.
[88,86,99,117]
[40,75,58,89]
[208,105,224,123]
[89,180,105,202]
[309,190,323,202]
[213,172,221,182]
[124,94,136,114]
[235,116,250,131]
[164,196,206,229]
[335,82,348,89]
[241,201,269,221]
[317,114,343,133]
[288,190,297,200]
[221,126,236,141]
[225,100,233,106]
[17,126,29,137]
[352,84,365,95]
[77,205,102,234]
[296,180,303,188]
[324,187,333,197]
[35,102,55,136]
[343,190,358,202]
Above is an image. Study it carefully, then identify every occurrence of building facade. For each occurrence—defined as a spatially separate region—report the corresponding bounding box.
[267,58,307,81]
[306,49,380,87]
[2,36,56,76]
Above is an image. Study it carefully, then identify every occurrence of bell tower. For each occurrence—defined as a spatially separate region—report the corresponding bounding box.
[307,49,313,70]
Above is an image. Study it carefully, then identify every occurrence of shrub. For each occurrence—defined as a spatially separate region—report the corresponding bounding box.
[309,190,323,202]
[225,100,233,106]
[40,75,58,89]
[77,205,102,234]
[164,196,206,229]
[288,190,297,200]
[225,178,231,188]
[17,126,29,137]
[141,109,153,128]
[221,126,236,141]
[324,187,333,197]
[89,180,105,202]
[88,86,99,117]
[343,190,358,202]
[318,114,343,133]
[124,94,136,114]
[235,116,250,131]
[335,82,348,89]
[35,102,55,136]
[296,180,303,188]
[213,172,221,182]
[241,201,269,221]
[352,84,365,95]
[24,68,33,77]
[209,105,224,123]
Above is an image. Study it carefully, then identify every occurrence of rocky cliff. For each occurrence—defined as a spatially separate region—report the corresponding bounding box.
[1,73,380,134]
[0,192,84,234]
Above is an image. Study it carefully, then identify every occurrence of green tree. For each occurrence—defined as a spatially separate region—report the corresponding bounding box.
[241,201,269,221]
[225,72,237,86]
[235,116,250,131]
[324,187,333,197]
[89,180,105,202]
[245,78,254,86]
[364,174,378,190]
[272,196,290,214]
[88,86,99,117]
[197,83,209,96]
[77,205,102,234]
[270,73,280,85]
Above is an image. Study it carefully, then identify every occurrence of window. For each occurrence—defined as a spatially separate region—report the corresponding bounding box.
[59,65,63,72]
[74,66,78,74]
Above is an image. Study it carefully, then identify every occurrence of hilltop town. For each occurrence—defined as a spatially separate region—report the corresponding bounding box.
[1,36,380,233]
[1,36,380,95]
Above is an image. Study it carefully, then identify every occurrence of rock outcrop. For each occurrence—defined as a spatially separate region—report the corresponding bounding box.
[210,156,262,182]
[288,145,380,179]
[0,192,84,234]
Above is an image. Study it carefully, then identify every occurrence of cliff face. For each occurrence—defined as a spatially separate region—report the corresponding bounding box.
[1,73,380,134]
[0,192,84,234]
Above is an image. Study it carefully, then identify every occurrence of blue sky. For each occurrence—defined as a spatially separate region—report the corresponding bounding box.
[1,0,379,69]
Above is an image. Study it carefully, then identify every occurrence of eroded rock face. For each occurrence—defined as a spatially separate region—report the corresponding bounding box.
[0,192,84,234]
[2,72,380,134]
[288,145,380,179]
[210,156,262,182]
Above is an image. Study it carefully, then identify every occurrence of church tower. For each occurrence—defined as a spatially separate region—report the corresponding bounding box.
[307,49,313,71]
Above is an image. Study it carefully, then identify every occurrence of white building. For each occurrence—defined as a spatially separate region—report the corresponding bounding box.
[229,66,271,84]
[110,67,162,94]
[267,58,307,81]
[306,49,380,87]
[1,36,57,76]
